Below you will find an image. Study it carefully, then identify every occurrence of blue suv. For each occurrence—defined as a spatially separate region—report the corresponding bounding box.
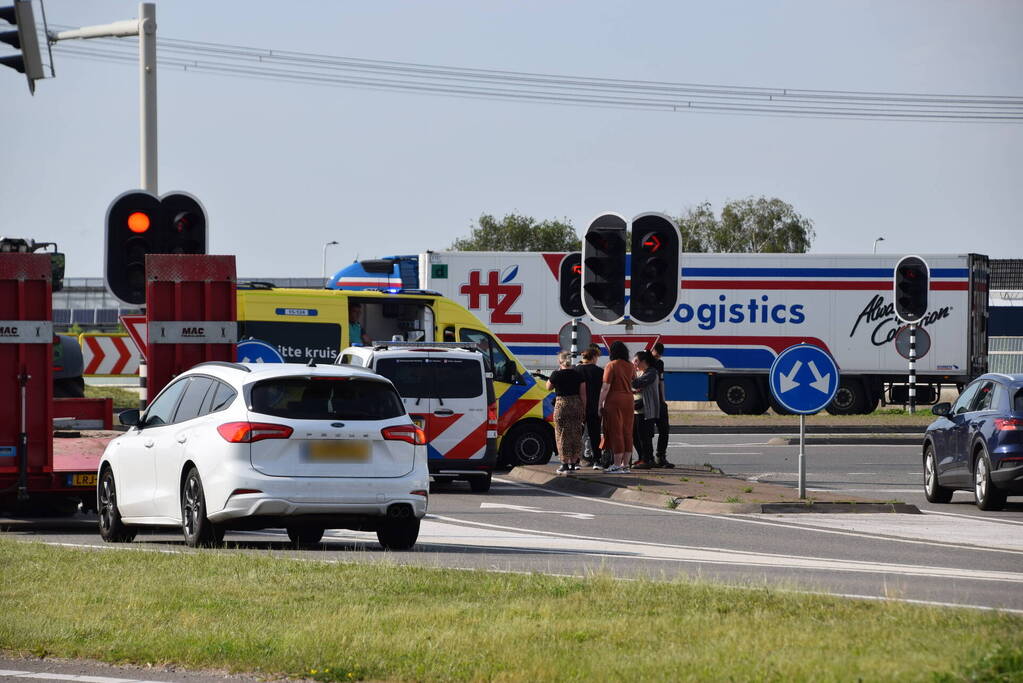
[923,373,1023,510]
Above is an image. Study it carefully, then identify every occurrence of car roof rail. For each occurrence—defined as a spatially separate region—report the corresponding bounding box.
[193,361,252,372]
[370,340,482,352]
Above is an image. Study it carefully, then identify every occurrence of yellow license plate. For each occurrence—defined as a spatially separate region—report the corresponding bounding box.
[306,440,370,462]
[72,473,97,487]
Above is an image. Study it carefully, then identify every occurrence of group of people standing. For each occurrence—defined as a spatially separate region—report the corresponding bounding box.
[546,341,674,474]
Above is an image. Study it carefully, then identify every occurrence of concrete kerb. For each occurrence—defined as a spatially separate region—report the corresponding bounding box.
[766,436,922,446]
[505,467,922,515]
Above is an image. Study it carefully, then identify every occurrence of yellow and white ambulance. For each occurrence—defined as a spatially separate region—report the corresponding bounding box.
[235,284,554,468]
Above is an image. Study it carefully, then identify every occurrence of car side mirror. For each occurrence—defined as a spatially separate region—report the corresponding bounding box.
[119,409,141,427]
[931,402,951,417]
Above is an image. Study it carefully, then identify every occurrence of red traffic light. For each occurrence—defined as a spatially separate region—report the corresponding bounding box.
[640,232,662,253]
[127,212,151,233]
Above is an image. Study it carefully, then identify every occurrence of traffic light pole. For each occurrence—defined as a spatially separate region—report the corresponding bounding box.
[908,323,917,415]
[49,3,158,192]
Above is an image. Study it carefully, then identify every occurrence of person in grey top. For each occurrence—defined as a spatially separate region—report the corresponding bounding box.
[631,350,662,469]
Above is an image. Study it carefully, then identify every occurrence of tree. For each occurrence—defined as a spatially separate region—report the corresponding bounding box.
[675,197,814,253]
[451,213,581,252]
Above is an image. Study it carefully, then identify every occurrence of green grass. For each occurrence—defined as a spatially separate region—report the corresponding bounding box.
[2,540,1021,682]
[84,384,139,411]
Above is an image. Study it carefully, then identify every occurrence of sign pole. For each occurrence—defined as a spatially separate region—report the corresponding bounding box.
[798,414,806,499]
[570,318,579,360]
[908,323,917,415]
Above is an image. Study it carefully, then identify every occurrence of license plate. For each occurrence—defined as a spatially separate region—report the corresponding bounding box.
[71,473,97,487]
[305,440,370,462]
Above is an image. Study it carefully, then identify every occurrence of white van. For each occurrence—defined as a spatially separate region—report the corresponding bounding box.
[337,341,498,492]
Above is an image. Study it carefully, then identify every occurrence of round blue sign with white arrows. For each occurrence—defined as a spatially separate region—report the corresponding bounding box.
[236,339,284,364]
[768,344,840,415]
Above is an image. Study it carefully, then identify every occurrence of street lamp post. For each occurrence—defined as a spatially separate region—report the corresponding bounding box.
[873,236,885,254]
[322,240,339,287]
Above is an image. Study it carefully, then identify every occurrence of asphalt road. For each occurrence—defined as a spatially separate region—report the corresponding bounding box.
[5,432,1022,616]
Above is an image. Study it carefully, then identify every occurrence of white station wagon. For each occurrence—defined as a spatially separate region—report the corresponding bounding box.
[97,361,429,549]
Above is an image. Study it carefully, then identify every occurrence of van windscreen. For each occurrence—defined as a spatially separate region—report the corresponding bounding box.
[250,377,405,420]
[376,358,483,399]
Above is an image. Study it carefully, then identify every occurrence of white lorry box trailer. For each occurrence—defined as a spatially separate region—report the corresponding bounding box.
[333,251,989,414]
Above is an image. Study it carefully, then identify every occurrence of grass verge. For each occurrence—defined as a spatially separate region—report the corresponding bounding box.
[1,539,1020,682]
[84,384,138,411]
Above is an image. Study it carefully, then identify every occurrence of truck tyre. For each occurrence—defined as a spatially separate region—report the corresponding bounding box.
[825,379,867,415]
[715,377,763,415]
[923,444,953,504]
[181,467,225,548]
[377,517,420,550]
[501,422,553,466]
[287,526,325,547]
[768,394,795,416]
[54,376,86,399]
[98,468,136,543]
[468,472,492,493]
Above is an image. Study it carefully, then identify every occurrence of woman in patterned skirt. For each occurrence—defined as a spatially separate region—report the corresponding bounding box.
[546,351,587,473]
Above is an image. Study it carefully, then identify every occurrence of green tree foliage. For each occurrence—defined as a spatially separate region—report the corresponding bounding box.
[451,213,581,252]
[675,197,815,253]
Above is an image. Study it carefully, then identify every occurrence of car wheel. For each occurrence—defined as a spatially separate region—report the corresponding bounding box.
[974,451,1007,511]
[715,377,763,415]
[97,468,136,543]
[923,444,953,504]
[377,517,420,550]
[287,526,325,547]
[501,423,553,466]
[181,467,225,547]
[468,472,492,493]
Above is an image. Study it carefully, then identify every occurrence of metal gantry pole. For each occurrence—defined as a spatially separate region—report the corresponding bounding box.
[138,2,157,193]
[908,323,917,414]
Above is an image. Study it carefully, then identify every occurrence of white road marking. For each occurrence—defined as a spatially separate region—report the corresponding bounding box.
[923,509,1023,527]
[0,670,166,682]
[478,502,594,520]
[492,476,1023,555]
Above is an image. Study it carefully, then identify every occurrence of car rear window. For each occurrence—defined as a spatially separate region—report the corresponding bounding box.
[1015,389,1023,414]
[376,357,483,399]
[249,377,405,420]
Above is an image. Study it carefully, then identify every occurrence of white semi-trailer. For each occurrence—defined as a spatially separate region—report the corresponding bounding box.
[330,251,989,414]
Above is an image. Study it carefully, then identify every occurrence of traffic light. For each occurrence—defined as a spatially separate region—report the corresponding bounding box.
[629,213,680,323]
[0,0,44,94]
[893,255,929,323]
[106,191,161,304]
[105,190,209,304]
[582,213,627,324]
[558,252,584,318]
[160,192,207,255]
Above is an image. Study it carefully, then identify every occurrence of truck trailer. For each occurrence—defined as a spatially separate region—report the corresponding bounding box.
[330,251,989,415]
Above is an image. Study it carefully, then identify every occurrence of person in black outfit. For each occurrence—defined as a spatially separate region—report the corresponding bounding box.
[575,346,604,469]
[546,352,586,473]
[651,342,674,468]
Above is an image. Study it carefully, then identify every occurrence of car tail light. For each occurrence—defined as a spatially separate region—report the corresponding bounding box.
[382,424,427,445]
[229,488,263,497]
[217,421,294,443]
[994,418,1023,431]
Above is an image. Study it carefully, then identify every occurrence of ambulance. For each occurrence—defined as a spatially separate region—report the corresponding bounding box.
[235,282,554,468]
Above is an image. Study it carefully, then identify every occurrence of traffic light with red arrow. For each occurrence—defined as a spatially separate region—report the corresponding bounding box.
[630,212,680,324]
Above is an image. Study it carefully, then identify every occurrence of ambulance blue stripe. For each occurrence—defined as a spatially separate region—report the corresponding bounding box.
[498,368,535,414]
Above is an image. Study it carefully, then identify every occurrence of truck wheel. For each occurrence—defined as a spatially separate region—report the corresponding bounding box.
[287,526,325,547]
[377,517,420,550]
[768,394,795,416]
[501,423,553,466]
[715,377,762,415]
[825,379,866,415]
[98,468,136,543]
[181,467,225,548]
[54,376,85,399]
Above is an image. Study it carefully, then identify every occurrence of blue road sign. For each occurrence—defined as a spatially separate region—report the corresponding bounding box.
[236,339,284,364]
[768,344,840,415]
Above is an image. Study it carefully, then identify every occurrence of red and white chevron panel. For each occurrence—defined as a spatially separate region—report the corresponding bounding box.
[82,334,140,376]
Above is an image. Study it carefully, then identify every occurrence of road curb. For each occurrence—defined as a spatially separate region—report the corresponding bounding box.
[670,425,925,435]
[765,436,921,446]
[505,468,921,515]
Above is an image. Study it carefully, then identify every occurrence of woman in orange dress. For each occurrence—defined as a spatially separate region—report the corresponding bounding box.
[598,341,636,473]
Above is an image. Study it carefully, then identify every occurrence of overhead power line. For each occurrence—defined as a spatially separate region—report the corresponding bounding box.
[48,27,1023,123]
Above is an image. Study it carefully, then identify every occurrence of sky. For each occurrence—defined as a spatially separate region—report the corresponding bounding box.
[3,0,1022,278]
